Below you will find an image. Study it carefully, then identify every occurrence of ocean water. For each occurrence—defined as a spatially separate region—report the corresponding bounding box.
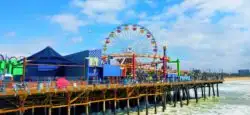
[116,80,250,115]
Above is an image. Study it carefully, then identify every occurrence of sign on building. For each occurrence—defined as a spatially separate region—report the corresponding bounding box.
[88,57,99,67]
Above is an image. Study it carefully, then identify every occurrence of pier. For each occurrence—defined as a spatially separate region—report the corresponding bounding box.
[0,79,223,115]
[0,24,225,115]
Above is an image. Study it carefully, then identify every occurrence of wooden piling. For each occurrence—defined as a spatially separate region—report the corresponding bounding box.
[174,87,177,107]
[67,93,71,115]
[103,101,106,115]
[48,108,51,115]
[212,84,215,97]
[179,87,183,107]
[182,87,186,100]
[32,107,35,115]
[114,89,117,115]
[154,95,157,114]
[114,100,117,115]
[137,97,140,115]
[103,93,106,115]
[216,83,219,97]
[58,108,61,115]
[194,86,198,103]
[162,91,166,112]
[73,106,76,115]
[208,84,211,97]
[49,94,52,115]
[45,107,47,115]
[201,85,204,99]
[185,87,190,105]
[145,93,149,115]
[85,104,89,115]
[126,87,130,115]
[168,89,172,105]
[204,84,206,100]
[127,99,130,115]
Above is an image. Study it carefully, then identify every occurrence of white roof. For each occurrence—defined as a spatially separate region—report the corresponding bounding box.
[4,74,13,77]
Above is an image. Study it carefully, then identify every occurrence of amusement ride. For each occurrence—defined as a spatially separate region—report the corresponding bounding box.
[101,24,181,81]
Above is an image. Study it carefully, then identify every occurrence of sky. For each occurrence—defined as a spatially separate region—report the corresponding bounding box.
[1,0,250,72]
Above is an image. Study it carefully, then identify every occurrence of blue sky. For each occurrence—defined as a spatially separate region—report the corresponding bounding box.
[1,0,250,72]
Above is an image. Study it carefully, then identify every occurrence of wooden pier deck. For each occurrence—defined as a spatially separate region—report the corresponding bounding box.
[0,80,223,115]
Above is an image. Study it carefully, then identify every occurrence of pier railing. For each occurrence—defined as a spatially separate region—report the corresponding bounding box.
[0,72,224,94]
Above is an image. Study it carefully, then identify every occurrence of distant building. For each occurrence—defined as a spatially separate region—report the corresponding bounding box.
[238,69,250,76]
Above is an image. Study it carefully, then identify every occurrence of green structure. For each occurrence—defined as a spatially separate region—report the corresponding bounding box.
[0,58,23,76]
[0,60,5,74]
[169,59,181,76]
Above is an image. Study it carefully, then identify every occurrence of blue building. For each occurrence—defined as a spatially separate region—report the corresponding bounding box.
[238,69,250,76]
[64,49,103,81]
[64,49,121,81]
[25,46,83,81]
[25,47,122,82]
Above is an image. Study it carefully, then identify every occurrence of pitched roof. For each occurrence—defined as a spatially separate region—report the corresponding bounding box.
[27,46,75,65]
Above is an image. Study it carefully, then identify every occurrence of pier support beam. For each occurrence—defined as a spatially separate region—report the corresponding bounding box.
[32,107,35,115]
[204,84,206,100]
[114,100,117,115]
[18,96,26,115]
[73,106,76,115]
[174,87,177,107]
[182,87,186,101]
[48,108,52,115]
[58,108,61,115]
[212,84,215,97]
[114,89,117,115]
[168,89,172,105]
[49,94,52,115]
[201,85,204,99]
[154,95,157,114]
[145,90,149,115]
[85,104,89,115]
[216,83,219,97]
[127,99,130,115]
[208,84,211,97]
[179,87,183,108]
[103,101,106,115]
[103,91,106,115]
[162,91,166,112]
[44,107,47,115]
[185,87,190,105]
[67,93,71,115]
[194,86,198,103]
[137,97,140,115]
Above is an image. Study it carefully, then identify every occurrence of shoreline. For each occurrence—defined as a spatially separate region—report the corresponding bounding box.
[224,76,250,81]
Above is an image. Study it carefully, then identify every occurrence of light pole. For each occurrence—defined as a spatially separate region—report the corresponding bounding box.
[163,42,168,82]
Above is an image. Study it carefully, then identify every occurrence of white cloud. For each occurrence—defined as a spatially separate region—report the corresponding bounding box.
[71,36,83,43]
[145,0,157,8]
[4,32,16,37]
[51,14,86,33]
[138,12,147,19]
[125,10,137,18]
[138,0,250,72]
[71,0,135,24]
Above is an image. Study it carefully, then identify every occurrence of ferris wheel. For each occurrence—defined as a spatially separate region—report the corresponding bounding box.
[103,24,158,64]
